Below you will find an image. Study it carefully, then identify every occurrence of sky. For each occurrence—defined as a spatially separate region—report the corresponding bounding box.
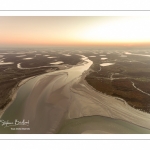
[0,16,150,47]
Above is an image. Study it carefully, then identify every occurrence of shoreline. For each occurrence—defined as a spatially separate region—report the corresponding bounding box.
[82,67,129,107]
[0,75,38,118]
[66,64,150,130]
[0,65,73,119]
[84,76,150,115]
[82,65,150,115]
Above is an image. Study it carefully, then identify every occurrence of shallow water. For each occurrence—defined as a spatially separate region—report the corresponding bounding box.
[100,63,115,66]
[16,55,26,57]
[0,62,14,65]
[101,58,108,60]
[50,61,64,65]
[0,77,39,133]
[63,54,71,56]
[120,55,127,57]
[48,57,57,58]
[89,56,96,57]
[23,58,33,60]
[125,52,150,57]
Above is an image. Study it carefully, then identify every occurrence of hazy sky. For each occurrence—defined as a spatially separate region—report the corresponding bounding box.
[0,16,150,47]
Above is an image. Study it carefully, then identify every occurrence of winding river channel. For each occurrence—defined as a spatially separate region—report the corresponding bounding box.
[0,55,150,134]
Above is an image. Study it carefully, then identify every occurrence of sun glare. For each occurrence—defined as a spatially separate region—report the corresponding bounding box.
[0,16,150,46]
[78,17,150,44]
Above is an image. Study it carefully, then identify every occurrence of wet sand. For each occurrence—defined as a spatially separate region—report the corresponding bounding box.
[1,55,150,133]
[16,55,93,133]
[22,56,150,133]
[58,116,150,134]
[0,64,71,119]
[67,77,150,130]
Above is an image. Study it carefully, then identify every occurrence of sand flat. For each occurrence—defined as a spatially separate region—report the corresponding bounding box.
[1,55,150,133]
[22,55,150,132]
[66,77,150,130]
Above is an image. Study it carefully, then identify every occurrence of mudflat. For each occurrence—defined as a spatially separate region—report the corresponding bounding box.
[1,48,150,134]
